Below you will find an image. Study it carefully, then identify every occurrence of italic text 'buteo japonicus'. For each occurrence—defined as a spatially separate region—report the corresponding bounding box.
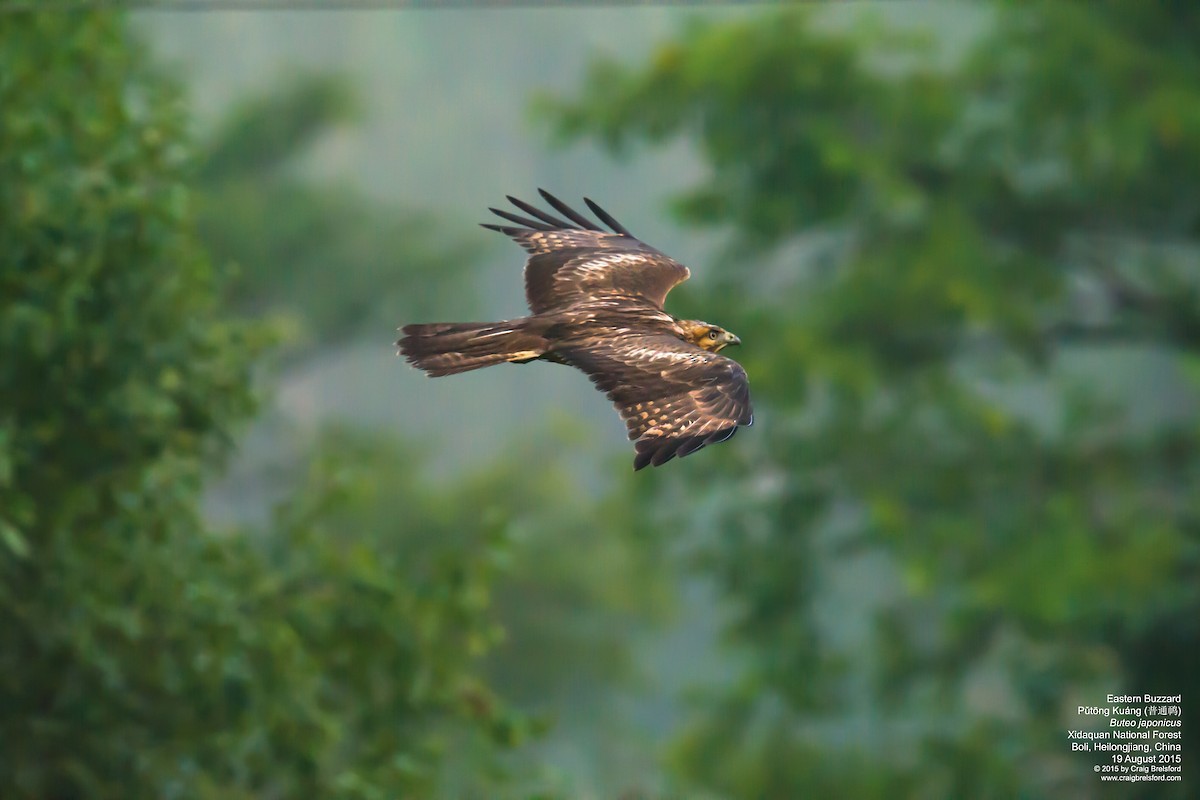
[397,190,752,470]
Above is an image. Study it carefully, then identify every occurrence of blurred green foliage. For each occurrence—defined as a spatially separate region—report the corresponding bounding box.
[0,12,519,799]
[0,9,674,799]
[7,1,1199,798]
[187,50,673,800]
[195,75,482,354]
[545,1,1200,797]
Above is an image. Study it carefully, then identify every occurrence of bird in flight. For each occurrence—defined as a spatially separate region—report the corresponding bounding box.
[398,190,752,470]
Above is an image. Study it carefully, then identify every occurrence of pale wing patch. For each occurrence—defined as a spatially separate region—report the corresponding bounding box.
[519,230,626,255]
[571,252,647,272]
[548,252,687,309]
[612,342,706,366]
[483,193,691,313]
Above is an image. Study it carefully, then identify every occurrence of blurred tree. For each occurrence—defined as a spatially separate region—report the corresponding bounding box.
[190,56,677,800]
[194,74,482,354]
[544,1,1199,797]
[0,11,517,799]
[233,426,537,799]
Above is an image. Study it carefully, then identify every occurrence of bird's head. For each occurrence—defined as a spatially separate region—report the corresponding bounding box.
[681,320,741,353]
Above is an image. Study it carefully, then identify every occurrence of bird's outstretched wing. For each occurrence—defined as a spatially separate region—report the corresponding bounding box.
[556,333,753,470]
[481,189,690,314]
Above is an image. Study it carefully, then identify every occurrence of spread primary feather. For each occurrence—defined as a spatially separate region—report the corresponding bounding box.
[397,189,753,470]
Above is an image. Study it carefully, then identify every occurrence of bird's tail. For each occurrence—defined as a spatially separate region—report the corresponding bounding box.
[397,320,546,377]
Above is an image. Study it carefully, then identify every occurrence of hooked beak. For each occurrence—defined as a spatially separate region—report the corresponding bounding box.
[726,332,742,347]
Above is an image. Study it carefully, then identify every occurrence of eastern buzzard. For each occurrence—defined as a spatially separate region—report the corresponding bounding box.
[398,190,752,470]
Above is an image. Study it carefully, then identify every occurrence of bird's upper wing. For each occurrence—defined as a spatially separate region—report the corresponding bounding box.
[481,189,690,314]
[556,333,753,470]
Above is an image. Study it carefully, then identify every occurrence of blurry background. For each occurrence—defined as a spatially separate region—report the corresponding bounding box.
[2,1,1197,798]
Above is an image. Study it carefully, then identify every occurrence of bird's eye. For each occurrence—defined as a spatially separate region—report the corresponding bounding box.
[708,330,719,340]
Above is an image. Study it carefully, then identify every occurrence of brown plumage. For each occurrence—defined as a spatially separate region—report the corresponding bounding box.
[398,190,752,470]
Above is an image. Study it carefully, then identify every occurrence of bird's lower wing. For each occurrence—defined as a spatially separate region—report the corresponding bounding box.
[556,334,753,470]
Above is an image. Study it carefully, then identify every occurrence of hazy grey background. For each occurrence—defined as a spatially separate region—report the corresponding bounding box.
[134,5,1018,794]
[137,8,753,793]
[138,2,988,477]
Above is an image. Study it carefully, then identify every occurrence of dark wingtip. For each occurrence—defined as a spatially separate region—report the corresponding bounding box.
[507,194,573,229]
[675,435,708,459]
[489,206,556,231]
[634,436,683,468]
[584,197,633,236]
[651,448,679,468]
[633,425,745,470]
[633,439,656,470]
[537,188,604,231]
[536,188,568,210]
[710,426,738,444]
